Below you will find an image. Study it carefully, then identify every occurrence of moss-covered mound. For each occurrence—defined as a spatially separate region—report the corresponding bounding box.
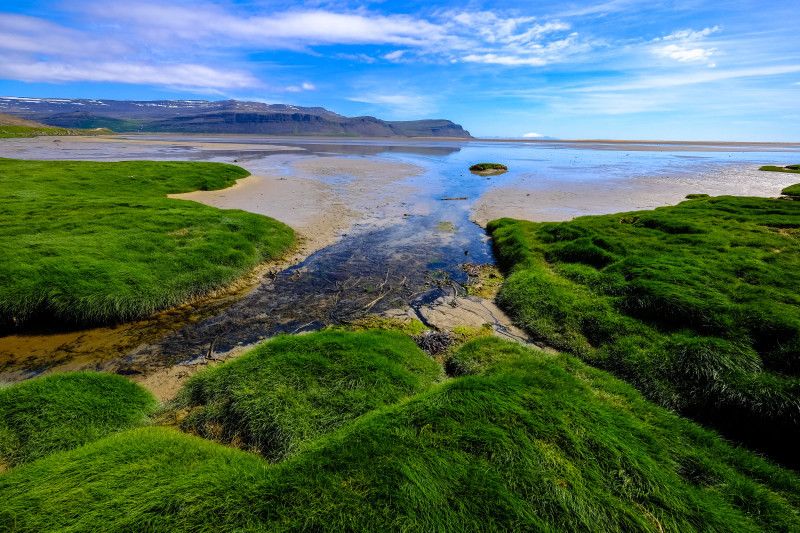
[469,162,508,171]
[0,158,295,327]
[176,330,443,461]
[0,372,156,467]
[2,338,799,531]
[782,183,800,197]
[760,164,800,174]
[487,191,800,465]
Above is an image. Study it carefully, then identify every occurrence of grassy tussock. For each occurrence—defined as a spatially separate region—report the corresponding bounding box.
[0,158,295,327]
[175,330,444,461]
[760,165,800,175]
[0,373,155,467]
[487,192,800,464]
[2,338,799,531]
[0,125,114,137]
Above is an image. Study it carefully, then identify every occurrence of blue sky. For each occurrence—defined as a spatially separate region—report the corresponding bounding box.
[0,0,798,141]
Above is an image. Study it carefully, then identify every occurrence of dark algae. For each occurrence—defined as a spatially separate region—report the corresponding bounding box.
[1,335,799,531]
[487,189,800,466]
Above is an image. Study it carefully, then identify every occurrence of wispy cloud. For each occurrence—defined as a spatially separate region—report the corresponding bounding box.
[652,26,721,67]
[347,93,436,115]
[0,60,259,90]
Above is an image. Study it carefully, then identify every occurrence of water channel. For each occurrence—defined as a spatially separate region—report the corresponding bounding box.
[2,135,799,394]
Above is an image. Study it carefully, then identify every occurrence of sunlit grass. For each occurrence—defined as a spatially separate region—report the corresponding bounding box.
[0,158,295,327]
[487,191,800,464]
[2,336,799,531]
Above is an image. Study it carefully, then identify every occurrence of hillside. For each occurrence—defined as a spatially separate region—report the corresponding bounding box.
[0,97,473,138]
[0,113,52,128]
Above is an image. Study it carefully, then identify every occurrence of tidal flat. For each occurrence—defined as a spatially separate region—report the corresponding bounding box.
[3,135,800,529]
[1,135,799,397]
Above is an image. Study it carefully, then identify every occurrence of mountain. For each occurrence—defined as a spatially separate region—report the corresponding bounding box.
[0,97,472,138]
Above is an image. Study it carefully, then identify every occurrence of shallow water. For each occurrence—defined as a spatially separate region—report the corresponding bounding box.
[1,136,799,384]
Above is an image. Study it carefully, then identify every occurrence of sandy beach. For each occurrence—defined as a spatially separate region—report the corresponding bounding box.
[171,156,425,257]
[472,164,800,226]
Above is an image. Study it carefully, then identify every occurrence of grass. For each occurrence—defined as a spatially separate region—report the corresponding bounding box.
[0,158,295,328]
[0,126,114,138]
[2,336,799,531]
[782,183,800,197]
[175,330,444,461]
[487,191,800,465]
[469,162,508,171]
[760,165,800,174]
[0,372,155,468]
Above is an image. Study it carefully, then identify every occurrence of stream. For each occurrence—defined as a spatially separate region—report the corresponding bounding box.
[2,135,799,392]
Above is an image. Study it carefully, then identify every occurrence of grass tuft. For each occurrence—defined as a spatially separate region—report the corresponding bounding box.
[174,330,443,461]
[0,372,156,467]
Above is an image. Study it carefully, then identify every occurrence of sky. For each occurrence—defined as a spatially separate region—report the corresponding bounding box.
[0,0,798,141]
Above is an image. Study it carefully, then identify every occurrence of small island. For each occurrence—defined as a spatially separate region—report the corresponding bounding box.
[469,162,508,175]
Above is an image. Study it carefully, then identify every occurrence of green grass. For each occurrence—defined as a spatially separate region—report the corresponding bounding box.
[0,372,156,468]
[487,192,800,464]
[782,183,800,197]
[2,337,799,531]
[760,165,800,174]
[176,330,443,461]
[469,162,508,171]
[0,126,114,138]
[0,158,295,327]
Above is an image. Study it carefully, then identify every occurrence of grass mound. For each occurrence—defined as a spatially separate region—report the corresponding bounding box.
[0,158,295,327]
[760,165,800,174]
[0,372,155,467]
[469,162,508,171]
[487,192,800,465]
[2,339,799,531]
[176,330,443,461]
[782,183,800,197]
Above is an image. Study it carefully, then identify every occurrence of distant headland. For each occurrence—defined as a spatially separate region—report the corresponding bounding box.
[0,97,472,138]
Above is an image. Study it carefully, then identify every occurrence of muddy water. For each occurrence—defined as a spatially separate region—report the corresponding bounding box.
[2,135,800,394]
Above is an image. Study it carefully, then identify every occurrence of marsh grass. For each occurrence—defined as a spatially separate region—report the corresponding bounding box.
[487,192,800,464]
[469,163,508,171]
[2,337,799,531]
[760,165,800,174]
[0,372,155,467]
[0,158,295,327]
[175,330,444,461]
[0,126,113,138]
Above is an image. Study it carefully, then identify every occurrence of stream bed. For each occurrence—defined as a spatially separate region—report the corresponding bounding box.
[2,135,799,391]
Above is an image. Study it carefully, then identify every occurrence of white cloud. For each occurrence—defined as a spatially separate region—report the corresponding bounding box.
[0,60,258,90]
[302,82,316,90]
[655,44,717,64]
[652,26,720,66]
[384,50,406,61]
[522,132,543,137]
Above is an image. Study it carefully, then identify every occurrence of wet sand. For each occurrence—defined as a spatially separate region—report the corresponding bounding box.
[171,157,424,255]
[473,164,800,226]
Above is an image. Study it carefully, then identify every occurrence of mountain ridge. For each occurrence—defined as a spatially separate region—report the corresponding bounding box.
[0,97,472,138]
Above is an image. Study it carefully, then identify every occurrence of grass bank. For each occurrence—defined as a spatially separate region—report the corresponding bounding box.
[0,126,114,138]
[176,330,443,461]
[0,158,295,328]
[487,191,800,465]
[0,372,155,468]
[2,336,799,531]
